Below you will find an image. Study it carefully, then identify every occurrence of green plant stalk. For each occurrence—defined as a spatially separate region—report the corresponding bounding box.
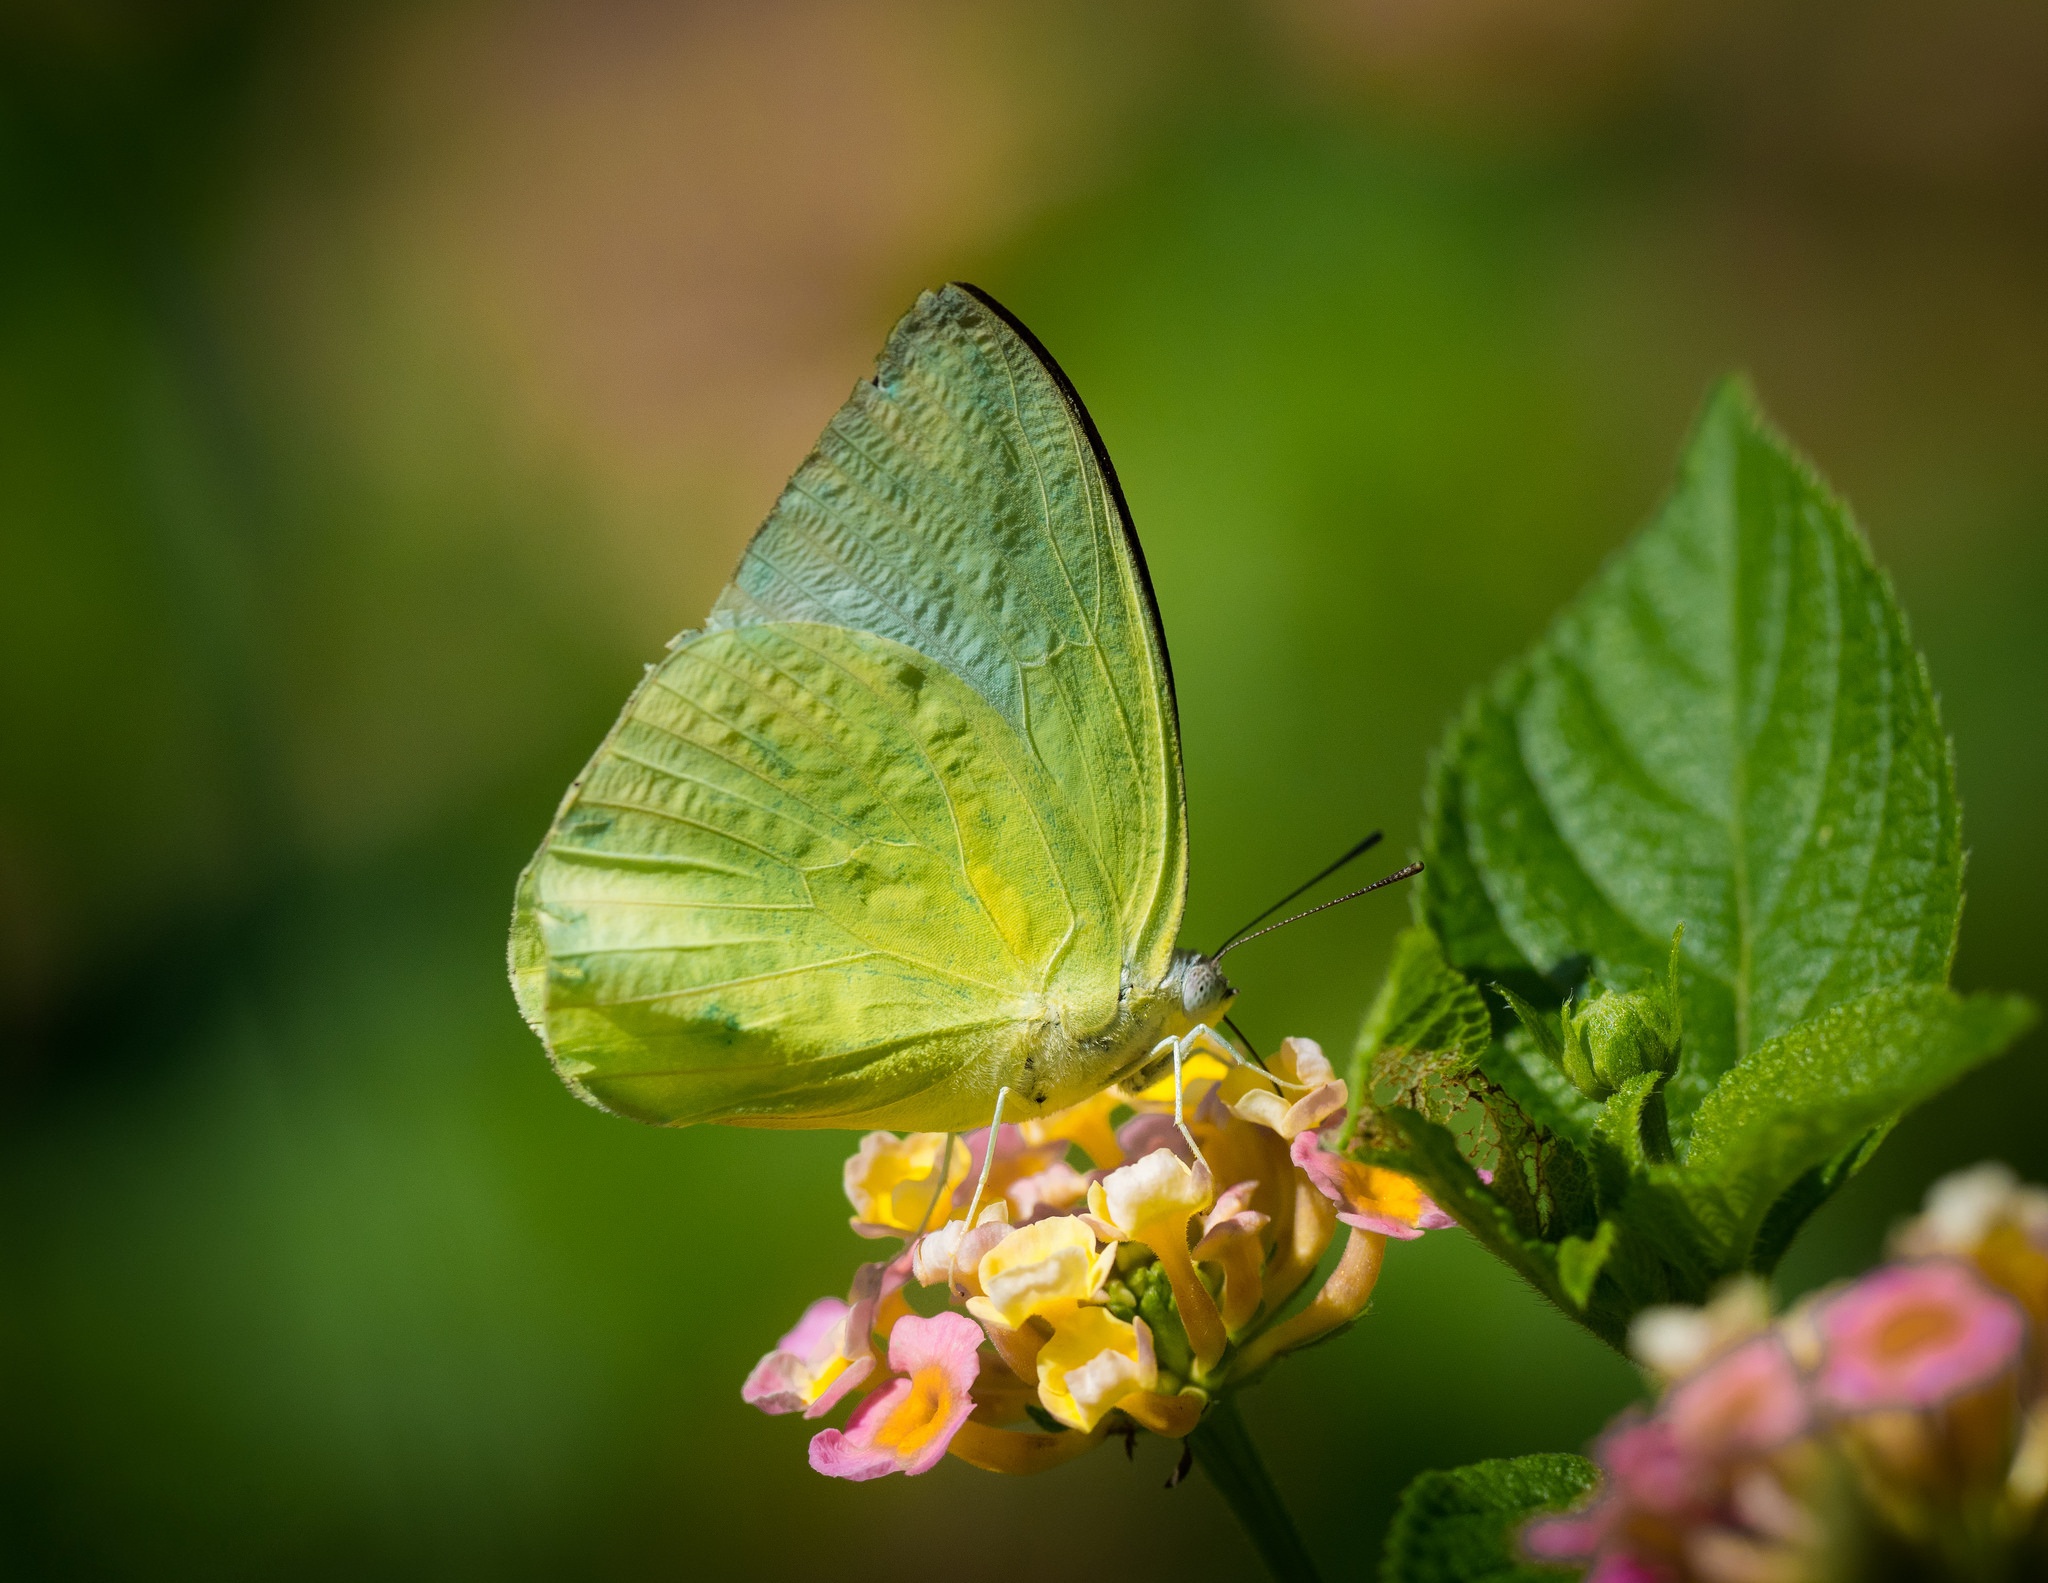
[1188,1396,1323,1583]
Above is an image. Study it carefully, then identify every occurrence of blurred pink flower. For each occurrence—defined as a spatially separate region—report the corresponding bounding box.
[1599,1413,1709,1517]
[1664,1334,1810,1457]
[1522,1506,1614,1563]
[1813,1260,2026,1412]
[1586,1556,1674,1583]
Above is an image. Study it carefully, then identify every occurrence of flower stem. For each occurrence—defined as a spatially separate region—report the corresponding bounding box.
[1187,1396,1323,1583]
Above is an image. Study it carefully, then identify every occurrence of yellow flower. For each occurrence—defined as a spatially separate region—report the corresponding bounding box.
[965,1216,1114,1332]
[1089,1147,1214,1238]
[1036,1307,1155,1432]
[1020,1087,1126,1171]
[1089,1149,1227,1373]
[1226,1037,1348,1140]
[843,1131,969,1238]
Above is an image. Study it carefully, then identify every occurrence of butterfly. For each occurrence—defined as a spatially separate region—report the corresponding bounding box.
[510,283,1410,1134]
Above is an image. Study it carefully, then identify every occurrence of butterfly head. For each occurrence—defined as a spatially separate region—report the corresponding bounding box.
[1178,955,1235,1022]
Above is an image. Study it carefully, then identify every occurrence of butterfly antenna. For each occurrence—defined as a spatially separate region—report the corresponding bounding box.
[1213,862,1424,961]
[1212,831,1384,955]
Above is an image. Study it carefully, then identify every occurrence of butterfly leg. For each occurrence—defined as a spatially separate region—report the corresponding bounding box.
[1180,1022,1318,1092]
[911,1132,958,1238]
[1147,1033,1213,1173]
[948,1086,1010,1291]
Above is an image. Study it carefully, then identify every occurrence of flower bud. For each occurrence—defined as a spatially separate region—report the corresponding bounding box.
[1561,982,1681,1099]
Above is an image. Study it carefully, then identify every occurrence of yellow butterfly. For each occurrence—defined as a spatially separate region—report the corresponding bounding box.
[510,284,1410,1135]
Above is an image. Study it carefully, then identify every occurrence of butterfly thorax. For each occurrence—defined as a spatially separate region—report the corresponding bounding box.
[1091,949,1236,1098]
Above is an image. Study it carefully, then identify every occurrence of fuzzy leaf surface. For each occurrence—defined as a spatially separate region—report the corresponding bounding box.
[1380,1454,1599,1583]
[1421,381,1963,1130]
[1353,926,1492,1071]
[1678,986,2037,1262]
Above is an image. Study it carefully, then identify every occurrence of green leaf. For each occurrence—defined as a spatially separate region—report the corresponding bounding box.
[1678,985,2037,1264]
[1481,1028,1602,1148]
[1346,925,1493,1141]
[1555,1221,1618,1311]
[1421,380,1963,1131]
[1380,1454,1599,1583]
[1588,1072,1670,1206]
[1355,925,1493,1068]
[1367,383,2037,1354]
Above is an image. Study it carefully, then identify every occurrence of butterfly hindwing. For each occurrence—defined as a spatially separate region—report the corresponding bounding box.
[514,286,1186,1129]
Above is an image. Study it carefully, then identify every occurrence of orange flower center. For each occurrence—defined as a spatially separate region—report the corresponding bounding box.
[1873,1300,1962,1361]
[872,1366,953,1456]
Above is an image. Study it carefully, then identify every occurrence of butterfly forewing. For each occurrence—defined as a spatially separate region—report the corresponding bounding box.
[514,286,1185,1129]
[712,286,1185,981]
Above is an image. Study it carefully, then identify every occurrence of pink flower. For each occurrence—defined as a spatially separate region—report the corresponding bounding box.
[1663,1334,1810,1456]
[807,1311,984,1480]
[1289,1128,1455,1239]
[1116,1111,1195,1165]
[1005,1161,1095,1222]
[741,1296,874,1419]
[741,1254,912,1419]
[1598,1412,1709,1517]
[1192,1180,1272,1334]
[1812,1260,2026,1412]
[1585,1557,1674,1583]
[1522,1506,1613,1562]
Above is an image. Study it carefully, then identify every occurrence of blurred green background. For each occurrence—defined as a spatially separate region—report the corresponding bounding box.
[5,2,2046,1577]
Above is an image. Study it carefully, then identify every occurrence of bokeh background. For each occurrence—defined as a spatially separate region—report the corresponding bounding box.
[5,2,2046,1577]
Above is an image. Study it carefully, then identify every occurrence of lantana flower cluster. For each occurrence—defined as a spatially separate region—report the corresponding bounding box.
[1525,1162,2048,1582]
[743,1039,1453,1480]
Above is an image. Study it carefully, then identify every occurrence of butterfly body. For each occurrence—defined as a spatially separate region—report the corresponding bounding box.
[512,284,1229,1131]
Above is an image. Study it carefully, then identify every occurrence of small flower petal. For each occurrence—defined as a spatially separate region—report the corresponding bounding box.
[1290,1128,1451,1239]
[1006,1161,1095,1222]
[741,1296,874,1418]
[1191,1179,1270,1333]
[1597,1411,1710,1516]
[1089,1148,1214,1239]
[1036,1307,1155,1432]
[910,1206,1011,1294]
[964,1216,1111,1331]
[1663,1334,1810,1456]
[1115,1111,1195,1166]
[1629,1276,1774,1383]
[1229,1080,1348,1141]
[953,1124,1068,1217]
[1216,1039,1348,1140]
[1520,1507,1610,1563]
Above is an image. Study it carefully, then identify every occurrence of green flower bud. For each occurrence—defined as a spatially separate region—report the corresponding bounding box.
[1561,984,1680,1100]
[1494,926,1688,1105]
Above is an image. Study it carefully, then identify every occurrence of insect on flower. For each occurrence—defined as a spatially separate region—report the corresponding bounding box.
[744,1041,1454,1480]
